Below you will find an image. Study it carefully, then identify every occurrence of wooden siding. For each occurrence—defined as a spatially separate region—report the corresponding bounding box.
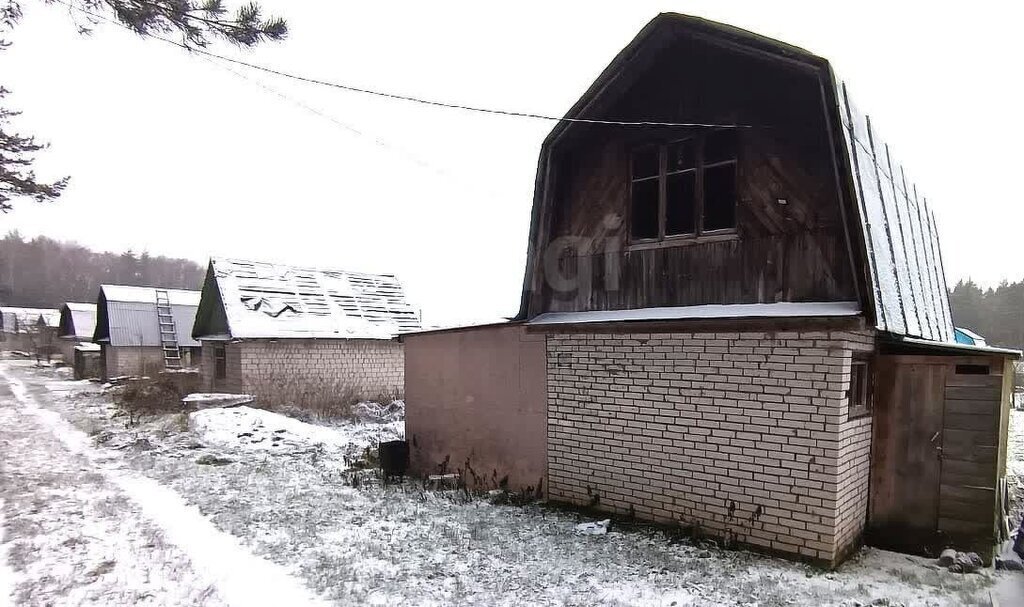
[868,354,1010,557]
[527,33,855,317]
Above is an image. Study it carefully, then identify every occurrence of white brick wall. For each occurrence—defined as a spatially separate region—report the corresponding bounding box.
[201,338,404,406]
[546,327,874,565]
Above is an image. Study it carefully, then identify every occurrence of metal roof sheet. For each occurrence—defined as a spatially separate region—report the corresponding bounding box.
[58,302,97,340]
[94,286,200,347]
[194,258,422,340]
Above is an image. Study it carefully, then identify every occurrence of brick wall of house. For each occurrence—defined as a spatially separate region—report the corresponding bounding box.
[200,338,404,406]
[200,341,244,394]
[546,327,875,566]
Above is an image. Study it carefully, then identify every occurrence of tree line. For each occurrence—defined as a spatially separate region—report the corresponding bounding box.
[949,279,1024,351]
[0,231,204,308]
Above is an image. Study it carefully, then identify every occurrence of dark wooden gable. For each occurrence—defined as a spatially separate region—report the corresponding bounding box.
[520,18,860,318]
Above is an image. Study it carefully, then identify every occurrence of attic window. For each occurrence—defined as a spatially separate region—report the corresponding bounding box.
[630,130,738,244]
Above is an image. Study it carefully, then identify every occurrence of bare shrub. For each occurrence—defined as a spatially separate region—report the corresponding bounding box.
[114,374,185,426]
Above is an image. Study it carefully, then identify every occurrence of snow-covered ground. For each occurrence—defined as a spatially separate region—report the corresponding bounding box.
[0,360,1015,606]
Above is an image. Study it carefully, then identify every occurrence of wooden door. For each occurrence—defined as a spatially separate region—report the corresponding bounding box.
[868,356,947,553]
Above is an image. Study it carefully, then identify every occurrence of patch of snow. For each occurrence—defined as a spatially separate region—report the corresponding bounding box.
[575,519,610,535]
[189,406,402,456]
[1,365,329,607]
[0,499,14,607]
[352,400,405,424]
[182,393,254,409]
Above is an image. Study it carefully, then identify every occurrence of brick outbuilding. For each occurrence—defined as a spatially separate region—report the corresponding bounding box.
[192,257,421,406]
[405,13,1020,567]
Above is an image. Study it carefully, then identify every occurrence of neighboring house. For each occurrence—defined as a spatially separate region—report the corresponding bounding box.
[191,257,421,406]
[0,307,60,355]
[404,13,1020,568]
[92,285,202,379]
[57,302,100,378]
[954,327,987,347]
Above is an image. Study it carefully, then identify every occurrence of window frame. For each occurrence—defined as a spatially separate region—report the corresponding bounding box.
[847,357,873,419]
[214,344,227,380]
[628,130,739,249]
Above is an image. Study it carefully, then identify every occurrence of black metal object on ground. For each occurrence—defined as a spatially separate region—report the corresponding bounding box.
[379,440,409,482]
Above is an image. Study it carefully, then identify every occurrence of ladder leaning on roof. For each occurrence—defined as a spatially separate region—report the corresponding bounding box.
[155,289,181,369]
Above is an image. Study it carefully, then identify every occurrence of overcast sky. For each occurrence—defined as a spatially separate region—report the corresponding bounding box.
[2,1,1021,325]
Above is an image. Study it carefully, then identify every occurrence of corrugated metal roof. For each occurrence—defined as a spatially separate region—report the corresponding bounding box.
[58,302,97,340]
[94,285,201,347]
[835,79,955,343]
[194,258,421,340]
[0,307,60,333]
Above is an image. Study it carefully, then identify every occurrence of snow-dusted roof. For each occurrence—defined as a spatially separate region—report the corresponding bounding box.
[58,302,97,340]
[100,284,201,307]
[0,307,60,333]
[529,302,861,326]
[193,258,422,340]
[94,285,201,347]
[836,80,955,343]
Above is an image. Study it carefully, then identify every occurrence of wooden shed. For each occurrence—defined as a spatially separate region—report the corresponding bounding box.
[868,340,1018,557]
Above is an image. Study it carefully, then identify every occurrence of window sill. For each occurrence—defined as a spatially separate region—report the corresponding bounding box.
[627,231,739,252]
[847,406,871,420]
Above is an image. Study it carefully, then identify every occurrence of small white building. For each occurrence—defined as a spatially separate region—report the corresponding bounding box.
[191,257,421,406]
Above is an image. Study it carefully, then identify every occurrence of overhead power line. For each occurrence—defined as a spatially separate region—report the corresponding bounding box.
[52,0,753,130]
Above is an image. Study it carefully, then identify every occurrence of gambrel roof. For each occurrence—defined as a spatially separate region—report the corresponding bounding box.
[57,302,98,341]
[192,258,421,340]
[93,285,201,347]
[516,12,955,343]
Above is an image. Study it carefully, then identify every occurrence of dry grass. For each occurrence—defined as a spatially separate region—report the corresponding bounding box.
[255,377,403,422]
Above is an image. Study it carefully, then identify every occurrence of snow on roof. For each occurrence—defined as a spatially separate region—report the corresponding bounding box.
[836,79,955,344]
[99,285,201,307]
[529,301,861,326]
[95,285,201,347]
[0,307,60,333]
[197,258,422,340]
[58,302,97,340]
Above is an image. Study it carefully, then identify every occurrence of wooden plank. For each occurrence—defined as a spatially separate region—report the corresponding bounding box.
[946,374,1002,388]
[938,517,993,536]
[939,484,996,508]
[944,398,1000,415]
[940,459,997,489]
[945,385,1002,401]
[943,413,999,433]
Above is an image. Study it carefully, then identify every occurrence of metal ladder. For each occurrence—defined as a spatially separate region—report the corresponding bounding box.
[155,289,181,369]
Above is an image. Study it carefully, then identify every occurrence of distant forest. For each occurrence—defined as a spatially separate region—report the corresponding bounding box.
[0,232,205,308]
[0,233,1021,351]
[949,280,1024,351]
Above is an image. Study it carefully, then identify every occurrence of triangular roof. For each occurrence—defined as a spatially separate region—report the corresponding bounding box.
[516,13,954,343]
[192,257,421,340]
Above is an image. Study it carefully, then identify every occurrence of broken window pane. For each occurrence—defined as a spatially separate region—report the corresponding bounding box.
[667,139,696,173]
[704,129,737,165]
[631,147,659,180]
[665,171,696,235]
[703,163,736,231]
[631,178,659,239]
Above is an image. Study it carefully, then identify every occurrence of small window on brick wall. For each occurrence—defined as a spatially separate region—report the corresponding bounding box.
[214,344,227,379]
[848,358,872,419]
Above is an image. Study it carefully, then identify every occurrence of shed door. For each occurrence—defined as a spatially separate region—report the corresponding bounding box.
[868,356,946,552]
